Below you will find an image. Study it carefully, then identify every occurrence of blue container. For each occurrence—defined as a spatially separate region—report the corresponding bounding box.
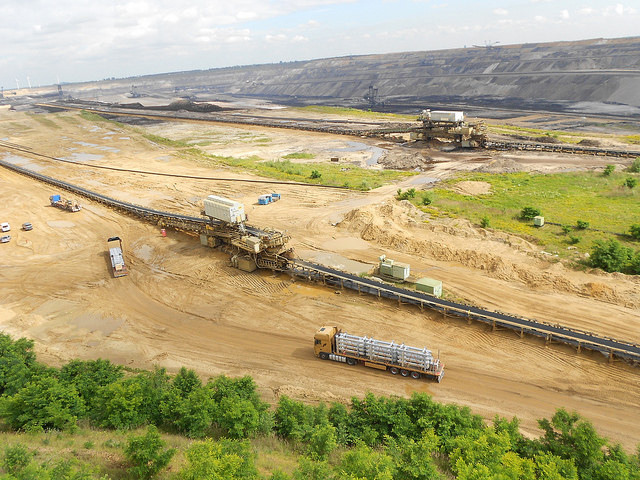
[258,195,270,205]
[51,194,61,202]
[271,193,281,200]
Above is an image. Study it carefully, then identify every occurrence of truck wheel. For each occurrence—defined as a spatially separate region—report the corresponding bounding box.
[410,371,421,380]
[400,369,409,377]
[389,367,399,375]
[346,358,357,366]
[320,352,329,360]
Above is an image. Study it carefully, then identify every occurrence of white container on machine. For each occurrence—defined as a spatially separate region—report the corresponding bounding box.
[429,111,465,123]
[203,195,246,224]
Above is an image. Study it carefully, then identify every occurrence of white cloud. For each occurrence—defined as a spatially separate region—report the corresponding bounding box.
[560,9,569,19]
[493,8,508,15]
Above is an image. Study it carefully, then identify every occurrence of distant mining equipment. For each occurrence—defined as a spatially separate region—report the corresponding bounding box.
[364,84,384,109]
[411,110,487,148]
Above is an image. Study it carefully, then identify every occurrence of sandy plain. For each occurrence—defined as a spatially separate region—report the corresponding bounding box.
[0,108,639,449]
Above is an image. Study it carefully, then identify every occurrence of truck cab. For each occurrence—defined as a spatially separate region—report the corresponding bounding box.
[314,326,338,358]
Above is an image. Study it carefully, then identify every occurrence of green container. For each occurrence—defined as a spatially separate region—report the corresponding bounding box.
[416,277,442,297]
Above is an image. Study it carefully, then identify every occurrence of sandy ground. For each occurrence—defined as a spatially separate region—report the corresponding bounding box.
[1,109,640,449]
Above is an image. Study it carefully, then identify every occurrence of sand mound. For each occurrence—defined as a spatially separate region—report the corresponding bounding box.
[338,203,639,309]
[450,180,492,196]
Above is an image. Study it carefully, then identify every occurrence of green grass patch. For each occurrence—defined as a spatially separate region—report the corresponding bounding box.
[197,155,415,191]
[142,133,190,148]
[296,105,416,121]
[415,171,639,257]
[27,113,60,129]
[624,135,640,145]
[282,152,316,159]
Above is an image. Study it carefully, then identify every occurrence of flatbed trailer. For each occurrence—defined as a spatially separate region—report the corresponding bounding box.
[314,326,444,382]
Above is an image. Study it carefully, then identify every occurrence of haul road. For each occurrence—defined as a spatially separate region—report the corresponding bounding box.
[1,156,639,370]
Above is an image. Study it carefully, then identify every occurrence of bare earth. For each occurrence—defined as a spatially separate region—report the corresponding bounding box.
[1,109,639,449]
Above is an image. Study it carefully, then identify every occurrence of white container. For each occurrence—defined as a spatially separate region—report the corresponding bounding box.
[430,111,465,123]
[204,195,246,224]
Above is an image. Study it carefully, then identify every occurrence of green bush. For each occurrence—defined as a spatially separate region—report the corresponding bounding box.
[589,239,632,273]
[568,236,580,245]
[480,216,490,228]
[309,170,321,179]
[2,444,32,476]
[576,220,589,230]
[603,164,615,176]
[421,194,432,206]
[624,177,637,189]
[520,207,541,220]
[124,425,175,480]
[630,224,640,241]
[628,157,640,173]
[396,188,417,201]
[179,439,258,480]
[562,225,572,234]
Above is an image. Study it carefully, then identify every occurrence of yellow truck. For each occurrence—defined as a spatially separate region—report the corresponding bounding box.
[314,326,444,382]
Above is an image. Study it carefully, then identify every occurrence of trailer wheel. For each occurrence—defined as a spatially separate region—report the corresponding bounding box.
[400,369,409,377]
[389,367,399,375]
[346,358,357,366]
[410,371,421,380]
[319,352,329,360]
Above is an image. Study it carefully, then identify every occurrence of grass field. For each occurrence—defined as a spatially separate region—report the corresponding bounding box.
[413,170,640,257]
[198,154,415,190]
[0,428,306,479]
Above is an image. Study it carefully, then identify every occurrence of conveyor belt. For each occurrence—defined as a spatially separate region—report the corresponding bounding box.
[2,157,639,364]
[289,260,640,363]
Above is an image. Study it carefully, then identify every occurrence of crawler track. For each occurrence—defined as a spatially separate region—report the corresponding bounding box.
[1,157,639,365]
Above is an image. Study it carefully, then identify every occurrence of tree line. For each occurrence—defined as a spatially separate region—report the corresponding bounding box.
[1,333,639,479]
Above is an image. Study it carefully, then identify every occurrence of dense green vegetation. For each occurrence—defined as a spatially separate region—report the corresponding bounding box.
[410,170,640,271]
[1,334,639,479]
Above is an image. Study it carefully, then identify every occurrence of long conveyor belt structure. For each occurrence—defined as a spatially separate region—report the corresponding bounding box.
[2,157,639,364]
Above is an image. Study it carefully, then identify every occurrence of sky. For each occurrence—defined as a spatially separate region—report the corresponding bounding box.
[1,0,638,90]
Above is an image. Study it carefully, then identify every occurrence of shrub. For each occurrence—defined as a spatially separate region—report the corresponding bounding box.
[179,438,258,480]
[624,177,637,189]
[309,170,321,179]
[576,220,589,230]
[480,216,490,228]
[630,224,640,241]
[628,157,640,173]
[562,225,572,234]
[124,425,175,480]
[2,444,32,476]
[520,207,541,220]
[422,194,432,206]
[568,236,580,245]
[603,165,615,176]
[396,188,417,201]
[589,239,632,273]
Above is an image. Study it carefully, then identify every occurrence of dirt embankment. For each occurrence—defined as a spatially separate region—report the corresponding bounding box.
[337,201,640,311]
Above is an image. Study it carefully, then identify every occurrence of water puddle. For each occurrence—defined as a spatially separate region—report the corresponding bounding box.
[66,152,104,162]
[1,153,46,171]
[332,141,386,167]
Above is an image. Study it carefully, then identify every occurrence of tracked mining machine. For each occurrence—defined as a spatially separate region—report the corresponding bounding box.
[314,326,444,382]
[199,195,292,272]
[411,110,487,148]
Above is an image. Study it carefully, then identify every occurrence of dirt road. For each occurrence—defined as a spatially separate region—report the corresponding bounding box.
[1,109,639,449]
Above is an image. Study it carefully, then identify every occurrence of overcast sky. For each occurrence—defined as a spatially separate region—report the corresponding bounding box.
[1,0,638,90]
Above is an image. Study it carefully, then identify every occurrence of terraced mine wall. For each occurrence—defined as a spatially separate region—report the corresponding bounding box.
[53,37,640,117]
